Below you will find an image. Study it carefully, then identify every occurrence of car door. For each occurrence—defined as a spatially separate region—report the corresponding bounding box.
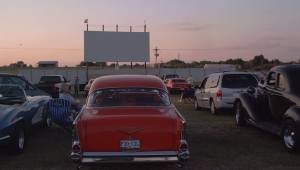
[268,72,294,122]
[195,77,207,107]
[265,71,293,122]
[200,76,212,108]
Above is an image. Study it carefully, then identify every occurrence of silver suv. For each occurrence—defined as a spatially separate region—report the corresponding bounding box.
[194,72,258,114]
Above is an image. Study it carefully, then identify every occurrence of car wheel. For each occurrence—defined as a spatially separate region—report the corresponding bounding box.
[11,126,26,153]
[194,98,200,110]
[235,101,246,126]
[282,119,299,152]
[210,100,217,115]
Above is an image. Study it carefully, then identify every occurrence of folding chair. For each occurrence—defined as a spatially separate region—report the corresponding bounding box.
[46,98,75,130]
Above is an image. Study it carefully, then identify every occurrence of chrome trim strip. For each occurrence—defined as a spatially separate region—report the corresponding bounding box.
[81,156,179,163]
[0,135,10,141]
[82,151,178,157]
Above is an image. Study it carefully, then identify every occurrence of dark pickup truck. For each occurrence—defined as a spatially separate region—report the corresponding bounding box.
[36,75,70,98]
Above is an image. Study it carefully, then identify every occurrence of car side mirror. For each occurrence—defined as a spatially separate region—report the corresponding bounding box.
[194,85,200,89]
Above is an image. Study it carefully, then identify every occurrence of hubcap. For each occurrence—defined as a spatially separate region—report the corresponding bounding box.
[235,103,241,123]
[211,102,215,114]
[46,116,52,127]
[284,128,296,149]
[18,129,25,149]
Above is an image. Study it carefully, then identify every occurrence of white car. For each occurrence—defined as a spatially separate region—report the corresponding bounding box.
[194,72,258,114]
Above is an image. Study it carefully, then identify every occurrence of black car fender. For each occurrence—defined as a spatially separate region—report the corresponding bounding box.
[283,106,300,124]
[235,92,261,121]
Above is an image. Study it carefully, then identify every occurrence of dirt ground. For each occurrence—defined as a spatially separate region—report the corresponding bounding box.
[1,95,300,170]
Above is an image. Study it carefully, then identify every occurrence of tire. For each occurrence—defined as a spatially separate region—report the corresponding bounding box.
[194,98,200,110]
[235,101,246,126]
[11,125,26,153]
[210,100,218,115]
[46,113,52,128]
[282,119,299,152]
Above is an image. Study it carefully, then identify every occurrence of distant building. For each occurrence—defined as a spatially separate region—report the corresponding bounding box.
[37,61,58,68]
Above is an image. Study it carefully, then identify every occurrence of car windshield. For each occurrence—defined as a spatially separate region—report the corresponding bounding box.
[0,85,26,104]
[166,75,179,79]
[87,88,170,107]
[40,76,61,83]
[173,79,187,83]
[287,69,300,95]
[221,74,258,89]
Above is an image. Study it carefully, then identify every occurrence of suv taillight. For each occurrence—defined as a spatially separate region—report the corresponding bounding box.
[216,90,222,98]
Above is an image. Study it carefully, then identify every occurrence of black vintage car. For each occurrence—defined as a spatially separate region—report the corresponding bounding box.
[234,65,300,152]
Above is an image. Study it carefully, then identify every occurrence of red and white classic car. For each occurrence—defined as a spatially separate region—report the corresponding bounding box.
[70,75,189,165]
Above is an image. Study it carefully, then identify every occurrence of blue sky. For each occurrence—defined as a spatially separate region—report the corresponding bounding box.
[0,0,299,65]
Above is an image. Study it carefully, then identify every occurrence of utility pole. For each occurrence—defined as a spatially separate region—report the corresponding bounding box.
[153,47,160,68]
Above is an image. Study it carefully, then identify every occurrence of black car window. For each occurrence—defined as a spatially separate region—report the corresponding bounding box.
[267,72,276,87]
[277,74,286,90]
[0,77,12,84]
[200,78,208,89]
[221,74,258,89]
[9,77,27,89]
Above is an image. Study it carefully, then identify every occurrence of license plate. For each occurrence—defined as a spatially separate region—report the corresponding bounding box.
[120,140,140,150]
[180,88,185,90]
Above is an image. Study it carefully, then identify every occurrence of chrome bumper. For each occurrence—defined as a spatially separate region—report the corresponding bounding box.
[71,151,189,164]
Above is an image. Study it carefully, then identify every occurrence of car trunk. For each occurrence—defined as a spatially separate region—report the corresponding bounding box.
[81,107,178,152]
[173,83,190,89]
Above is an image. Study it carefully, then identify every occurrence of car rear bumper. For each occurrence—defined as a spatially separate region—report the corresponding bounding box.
[71,150,189,164]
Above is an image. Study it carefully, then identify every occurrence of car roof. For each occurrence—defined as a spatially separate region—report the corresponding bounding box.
[90,75,167,92]
[206,71,255,77]
[271,64,300,73]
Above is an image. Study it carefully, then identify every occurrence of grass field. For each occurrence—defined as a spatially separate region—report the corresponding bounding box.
[1,95,300,170]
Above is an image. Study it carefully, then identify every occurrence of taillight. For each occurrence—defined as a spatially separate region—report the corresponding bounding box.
[72,141,81,153]
[216,90,222,98]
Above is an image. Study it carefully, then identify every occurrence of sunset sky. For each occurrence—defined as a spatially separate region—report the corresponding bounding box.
[0,0,300,66]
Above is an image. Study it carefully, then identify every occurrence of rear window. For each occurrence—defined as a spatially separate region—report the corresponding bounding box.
[40,76,61,83]
[87,88,170,107]
[172,79,187,83]
[221,74,258,88]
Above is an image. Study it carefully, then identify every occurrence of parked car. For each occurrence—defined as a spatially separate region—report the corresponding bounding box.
[0,73,49,97]
[71,75,189,165]
[162,74,179,83]
[165,78,192,94]
[194,72,258,114]
[84,79,94,96]
[0,84,50,153]
[234,65,300,152]
[36,75,70,98]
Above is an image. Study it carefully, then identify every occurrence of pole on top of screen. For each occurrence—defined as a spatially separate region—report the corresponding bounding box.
[84,19,88,31]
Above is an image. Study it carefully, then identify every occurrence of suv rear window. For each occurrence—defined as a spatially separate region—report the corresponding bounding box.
[221,74,258,88]
[40,76,61,83]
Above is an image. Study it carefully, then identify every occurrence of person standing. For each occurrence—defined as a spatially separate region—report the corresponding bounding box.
[74,76,79,96]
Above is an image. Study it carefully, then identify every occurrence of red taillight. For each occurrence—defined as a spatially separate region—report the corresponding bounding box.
[72,141,81,153]
[216,90,222,98]
[179,140,188,151]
